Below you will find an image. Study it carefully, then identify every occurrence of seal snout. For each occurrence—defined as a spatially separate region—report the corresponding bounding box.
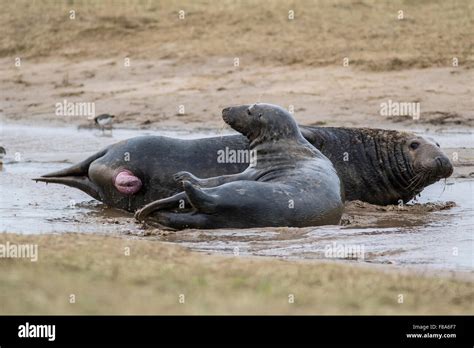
[222,107,232,124]
[222,106,232,115]
[222,106,238,121]
[222,106,242,128]
[114,170,142,195]
[434,155,453,178]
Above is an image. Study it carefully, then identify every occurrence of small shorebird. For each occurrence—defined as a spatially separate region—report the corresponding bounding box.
[0,146,6,167]
[94,114,115,131]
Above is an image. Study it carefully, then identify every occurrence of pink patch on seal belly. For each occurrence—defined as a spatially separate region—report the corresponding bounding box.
[114,170,142,195]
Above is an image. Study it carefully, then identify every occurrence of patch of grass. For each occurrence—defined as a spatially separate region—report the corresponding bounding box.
[0,233,472,314]
[1,0,473,70]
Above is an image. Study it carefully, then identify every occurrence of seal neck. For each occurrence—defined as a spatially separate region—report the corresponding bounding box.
[250,135,322,167]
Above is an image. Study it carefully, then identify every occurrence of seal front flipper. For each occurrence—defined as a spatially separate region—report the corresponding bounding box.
[183,181,218,213]
[33,148,109,201]
[173,171,200,185]
[175,171,249,188]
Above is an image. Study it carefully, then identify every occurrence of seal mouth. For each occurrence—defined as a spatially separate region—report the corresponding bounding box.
[114,169,142,195]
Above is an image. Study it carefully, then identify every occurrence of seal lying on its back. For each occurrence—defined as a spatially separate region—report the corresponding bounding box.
[35,123,453,211]
[135,104,344,229]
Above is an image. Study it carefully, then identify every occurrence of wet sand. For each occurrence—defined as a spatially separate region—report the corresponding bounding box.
[1,124,472,273]
[2,59,473,131]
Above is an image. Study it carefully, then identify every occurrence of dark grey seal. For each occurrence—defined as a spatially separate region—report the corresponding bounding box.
[302,127,453,205]
[135,103,344,229]
[35,125,453,210]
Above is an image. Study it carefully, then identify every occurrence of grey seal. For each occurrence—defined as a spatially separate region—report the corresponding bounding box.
[35,125,453,209]
[135,103,344,229]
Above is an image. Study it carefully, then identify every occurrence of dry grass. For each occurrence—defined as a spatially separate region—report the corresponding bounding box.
[0,233,472,314]
[2,0,473,70]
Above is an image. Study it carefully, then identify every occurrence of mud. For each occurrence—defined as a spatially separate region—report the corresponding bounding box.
[388,111,474,127]
[1,123,472,272]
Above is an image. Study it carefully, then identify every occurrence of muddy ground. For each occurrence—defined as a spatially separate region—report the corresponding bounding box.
[0,0,473,314]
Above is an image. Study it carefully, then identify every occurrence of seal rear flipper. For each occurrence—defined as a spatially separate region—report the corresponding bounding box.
[154,211,211,230]
[34,176,101,201]
[182,181,218,213]
[33,148,109,200]
[135,192,188,221]
[39,148,108,178]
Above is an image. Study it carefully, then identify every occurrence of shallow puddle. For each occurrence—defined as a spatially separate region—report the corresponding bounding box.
[1,123,472,272]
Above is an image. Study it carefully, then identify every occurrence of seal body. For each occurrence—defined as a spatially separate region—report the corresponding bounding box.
[135,104,344,229]
[36,126,453,211]
[36,135,248,212]
[303,127,454,205]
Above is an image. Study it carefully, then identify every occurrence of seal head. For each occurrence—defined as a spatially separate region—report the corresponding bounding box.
[222,104,302,144]
[406,136,453,186]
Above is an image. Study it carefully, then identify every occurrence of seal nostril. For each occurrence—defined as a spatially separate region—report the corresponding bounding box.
[434,156,453,177]
[435,156,451,168]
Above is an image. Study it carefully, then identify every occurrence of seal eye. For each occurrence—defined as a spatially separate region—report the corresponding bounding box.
[258,113,263,118]
[410,142,420,150]
[436,142,440,148]
[247,109,252,116]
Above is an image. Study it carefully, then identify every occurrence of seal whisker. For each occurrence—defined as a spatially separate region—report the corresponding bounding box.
[410,172,427,191]
[407,173,424,189]
[439,178,447,197]
[406,173,420,188]
[406,171,425,190]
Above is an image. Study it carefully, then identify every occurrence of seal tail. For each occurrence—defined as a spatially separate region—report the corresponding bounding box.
[32,148,108,200]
